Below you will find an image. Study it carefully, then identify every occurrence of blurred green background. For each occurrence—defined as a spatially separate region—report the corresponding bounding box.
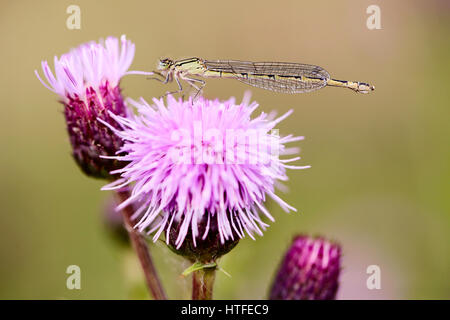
[0,0,449,299]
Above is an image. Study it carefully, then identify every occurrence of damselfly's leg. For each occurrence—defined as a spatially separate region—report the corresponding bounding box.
[160,76,183,98]
[184,77,206,101]
[147,71,170,84]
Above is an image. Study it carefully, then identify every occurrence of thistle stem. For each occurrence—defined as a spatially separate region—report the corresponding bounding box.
[192,267,216,300]
[115,189,167,300]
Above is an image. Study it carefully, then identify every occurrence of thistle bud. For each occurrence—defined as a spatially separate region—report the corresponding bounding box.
[270,235,341,300]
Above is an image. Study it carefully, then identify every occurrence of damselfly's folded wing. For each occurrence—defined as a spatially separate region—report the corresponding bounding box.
[204,60,330,93]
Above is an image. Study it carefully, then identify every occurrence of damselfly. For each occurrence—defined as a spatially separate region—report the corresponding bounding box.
[151,57,375,96]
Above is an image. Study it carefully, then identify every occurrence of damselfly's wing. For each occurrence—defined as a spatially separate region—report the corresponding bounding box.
[203,60,330,93]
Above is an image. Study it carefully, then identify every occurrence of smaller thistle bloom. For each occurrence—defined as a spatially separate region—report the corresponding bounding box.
[102,94,309,262]
[270,235,342,300]
[102,195,129,246]
[35,35,144,178]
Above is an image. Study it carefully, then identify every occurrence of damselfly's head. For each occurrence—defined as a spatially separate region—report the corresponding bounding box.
[157,58,174,71]
[356,82,375,94]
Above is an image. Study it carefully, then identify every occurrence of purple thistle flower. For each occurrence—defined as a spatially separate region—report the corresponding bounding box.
[270,235,342,300]
[35,35,143,178]
[101,94,309,260]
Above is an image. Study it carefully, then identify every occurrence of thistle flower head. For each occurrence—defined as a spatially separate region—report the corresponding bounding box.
[35,35,139,178]
[270,235,342,300]
[102,94,309,260]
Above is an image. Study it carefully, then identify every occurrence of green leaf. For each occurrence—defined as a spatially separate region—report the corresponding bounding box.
[181,261,217,277]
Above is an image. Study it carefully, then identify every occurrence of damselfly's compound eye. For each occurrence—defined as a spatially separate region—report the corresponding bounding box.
[357,82,375,94]
[157,58,172,71]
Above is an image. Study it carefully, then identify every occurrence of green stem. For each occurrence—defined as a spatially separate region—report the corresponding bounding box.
[192,267,216,300]
[115,189,167,300]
